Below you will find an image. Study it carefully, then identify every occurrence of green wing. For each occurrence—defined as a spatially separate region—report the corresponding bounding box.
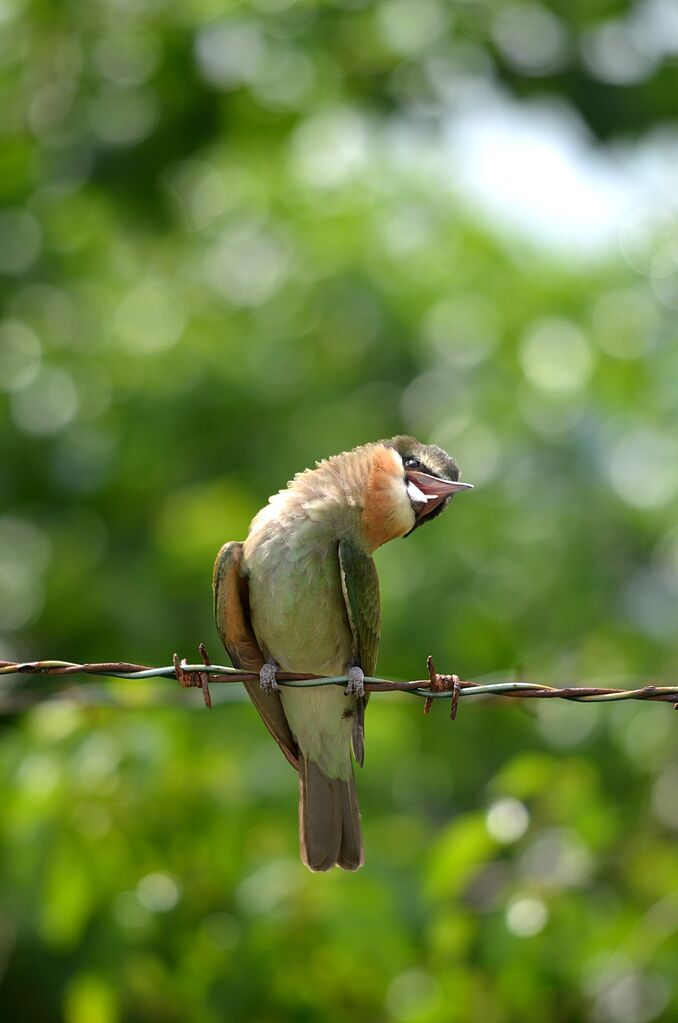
[338,540,381,767]
[337,539,381,677]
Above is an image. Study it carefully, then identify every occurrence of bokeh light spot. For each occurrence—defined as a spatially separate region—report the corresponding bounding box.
[10,365,79,436]
[536,700,597,748]
[385,968,443,1021]
[486,797,529,843]
[136,872,181,913]
[252,47,314,112]
[505,895,548,937]
[164,159,227,231]
[608,427,678,509]
[205,222,290,306]
[618,206,678,278]
[114,280,186,353]
[520,827,593,888]
[0,319,42,391]
[112,891,151,930]
[519,386,585,437]
[236,860,301,914]
[195,20,265,90]
[422,293,499,367]
[290,107,368,188]
[520,317,594,394]
[378,0,449,57]
[93,30,162,87]
[0,209,42,275]
[491,3,570,76]
[582,20,657,85]
[89,87,158,147]
[591,287,658,359]
[589,966,670,1023]
[16,753,60,797]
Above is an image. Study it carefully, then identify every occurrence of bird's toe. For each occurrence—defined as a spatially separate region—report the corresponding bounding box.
[345,665,365,697]
[259,659,279,692]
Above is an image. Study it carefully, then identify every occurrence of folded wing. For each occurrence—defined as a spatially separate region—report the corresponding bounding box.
[213,541,299,770]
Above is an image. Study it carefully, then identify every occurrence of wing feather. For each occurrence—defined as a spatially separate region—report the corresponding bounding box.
[337,539,381,766]
[213,542,299,770]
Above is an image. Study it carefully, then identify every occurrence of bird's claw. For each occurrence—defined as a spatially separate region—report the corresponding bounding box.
[260,659,279,692]
[345,666,365,697]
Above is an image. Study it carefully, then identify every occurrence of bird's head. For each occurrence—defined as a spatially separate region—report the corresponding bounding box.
[388,435,472,533]
[359,435,472,550]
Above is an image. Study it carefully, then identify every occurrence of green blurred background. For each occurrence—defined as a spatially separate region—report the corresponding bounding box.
[1,0,678,1020]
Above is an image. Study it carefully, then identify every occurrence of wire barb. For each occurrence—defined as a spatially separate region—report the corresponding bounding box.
[173,647,213,709]
[423,655,461,719]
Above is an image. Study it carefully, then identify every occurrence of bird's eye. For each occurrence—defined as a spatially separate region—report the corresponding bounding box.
[404,457,421,470]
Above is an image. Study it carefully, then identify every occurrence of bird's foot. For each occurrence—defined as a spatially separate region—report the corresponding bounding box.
[259,659,280,692]
[345,665,365,697]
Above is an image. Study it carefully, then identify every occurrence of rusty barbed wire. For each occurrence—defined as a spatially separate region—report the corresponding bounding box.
[1,650,677,717]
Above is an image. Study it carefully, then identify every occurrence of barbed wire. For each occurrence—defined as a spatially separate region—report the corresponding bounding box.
[1,648,677,718]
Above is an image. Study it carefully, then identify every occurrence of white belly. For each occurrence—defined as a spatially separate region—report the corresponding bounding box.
[280,685,354,779]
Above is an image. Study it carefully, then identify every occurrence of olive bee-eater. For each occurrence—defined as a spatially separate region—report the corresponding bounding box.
[213,436,472,871]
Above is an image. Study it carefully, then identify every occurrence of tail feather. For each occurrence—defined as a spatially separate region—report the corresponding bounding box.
[298,755,363,872]
[338,775,364,870]
[351,698,366,767]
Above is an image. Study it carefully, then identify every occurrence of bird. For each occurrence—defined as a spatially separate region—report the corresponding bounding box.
[213,436,472,872]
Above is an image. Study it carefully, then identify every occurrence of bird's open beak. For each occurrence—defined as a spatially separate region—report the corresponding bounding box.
[406,470,474,518]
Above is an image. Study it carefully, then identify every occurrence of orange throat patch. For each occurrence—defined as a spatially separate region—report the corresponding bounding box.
[360,446,414,551]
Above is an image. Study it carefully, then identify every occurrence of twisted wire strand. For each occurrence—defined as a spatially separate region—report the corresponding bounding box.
[1,657,677,712]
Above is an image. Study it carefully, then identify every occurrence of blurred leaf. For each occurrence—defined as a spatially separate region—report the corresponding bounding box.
[64,975,118,1023]
[426,813,496,900]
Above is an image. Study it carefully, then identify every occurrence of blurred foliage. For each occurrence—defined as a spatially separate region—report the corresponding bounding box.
[1,0,678,1020]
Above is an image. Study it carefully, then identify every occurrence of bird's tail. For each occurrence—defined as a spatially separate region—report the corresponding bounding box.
[298,754,364,871]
